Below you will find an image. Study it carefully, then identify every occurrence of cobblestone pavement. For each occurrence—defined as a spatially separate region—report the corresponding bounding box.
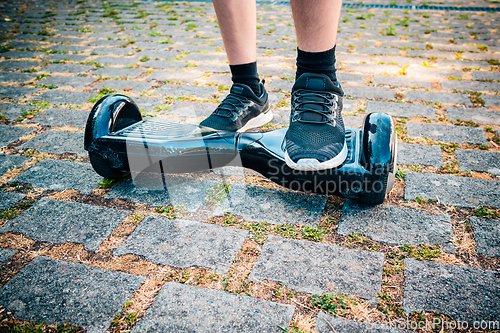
[0,0,499,332]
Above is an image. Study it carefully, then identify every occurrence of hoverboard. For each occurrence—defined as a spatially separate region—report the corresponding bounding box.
[84,94,397,205]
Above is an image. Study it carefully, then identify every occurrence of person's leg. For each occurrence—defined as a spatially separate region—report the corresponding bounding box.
[285,0,346,171]
[200,0,272,132]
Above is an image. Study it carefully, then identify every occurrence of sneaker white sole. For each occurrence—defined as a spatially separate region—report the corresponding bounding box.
[237,109,273,133]
[284,141,348,171]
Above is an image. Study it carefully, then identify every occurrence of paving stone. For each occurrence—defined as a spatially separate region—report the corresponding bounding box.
[42,54,90,62]
[1,197,130,251]
[41,63,92,74]
[404,258,500,322]
[0,72,37,83]
[131,282,295,333]
[115,215,247,274]
[483,95,500,108]
[154,83,217,99]
[470,216,500,258]
[406,67,463,79]
[91,56,138,66]
[456,149,500,176]
[131,96,166,111]
[87,39,128,47]
[437,59,491,70]
[29,90,93,106]
[167,100,216,118]
[0,103,34,121]
[92,80,154,93]
[472,71,500,81]
[18,130,86,157]
[397,142,442,168]
[0,60,40,70]
[0,85,40,100]
[316,312,411,333]
[1,51,44,59]
[406,90,471,106]
[194,62,231,74]
[249,236,384,301]
[0,256,144,332]
[0,248,18,267]
[407,122,486,144]
[145,70,204,83]
[12,159,102,195]
[0,191,26,211]
[441,80,500,93]
[366,101,435,119]
[28,107,89,128]
[337,73,365,84]
[404,171,500,208]
[373,75,431,89]
[89,66,144,80]
[339,200,455,252]
[133,50,178,60]
[141,60,188,70]
[91,47,136,56]
[344,86,394,100]
[132,42,174,50]
[447,106,500,126]
[105,176,214,212]
[37,75,95,89]
[0,125,35,148]
[46,44,88,53]
[345,63,400,75]
[356,46,400,56]
[214,184,326,226]
[342,115,364,128]
[0,154,30,177]
[267,79,293,92]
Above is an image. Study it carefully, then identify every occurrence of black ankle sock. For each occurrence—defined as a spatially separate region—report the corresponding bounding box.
[296,46,338,83]
[230,61,261,96]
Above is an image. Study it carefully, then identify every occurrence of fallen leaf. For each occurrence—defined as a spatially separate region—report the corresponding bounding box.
[123,88,133,91]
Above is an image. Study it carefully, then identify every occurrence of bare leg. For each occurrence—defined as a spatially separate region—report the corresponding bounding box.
[290,0,343,52]
[212,0,256,65]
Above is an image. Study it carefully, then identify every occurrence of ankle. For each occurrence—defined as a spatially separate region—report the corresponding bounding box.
[295,46,338,83]
[229,61,261,95]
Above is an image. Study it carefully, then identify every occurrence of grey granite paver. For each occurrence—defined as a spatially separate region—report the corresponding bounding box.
[41,63,92,74]
[404,171,500,209]
[141,60,188,70]
[404,258,500,322]
[404,67,463,80]
[37,75,95,89]
[0,61,40,70]
[28,107,89,128]
[92,80,154,93]
[17,130,86,156]
[344,86,394,100]
[105,176,213,212]
[345,63,400,75]
[12,159,102,195]
[214,184,326,226]
[367,101,435,119]
[267,79,293,92]
[456,149,500,176]
[0,256,144,333]
[0,103,34,121]
[483,95,500,108]
[0,86,40,100]
[373,76,431,89]
[131,282,295,333]
[0,125,35,147]
[0,154,30,176]
[470,216,500,258]
[115,216,247,274]
[1,51,44,59]
[167,100,216,118]
[338,200,455,252]
[0,191,26,210]
[0,248,18,267]
[29,90,93,105]
[92,56,138,66]
[447,106,500,126]
[0,72,37,83]
[472,71,500,81]
[204,74,232,87]
[154,83,217,99]
[134,50,177,60]
[442,80,500,93]
[43,54,89,62]
[1,197,130,251]
[145,70,204,83]
[91,47,136,56]
[397,142,442,168]
[407,122,486,144]
[316,312,410,333]
[406,90,472,106]
[249,236,384,301]
[90,67,145,79]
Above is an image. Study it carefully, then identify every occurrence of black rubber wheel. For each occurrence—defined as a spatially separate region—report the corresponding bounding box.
[89,152,129,180]
[358,173,390,205]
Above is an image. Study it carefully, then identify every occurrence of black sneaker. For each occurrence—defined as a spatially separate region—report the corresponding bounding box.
[200,81,272,132]
[284,73,347,171]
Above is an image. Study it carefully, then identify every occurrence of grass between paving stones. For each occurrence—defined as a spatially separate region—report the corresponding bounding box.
[204,182,231,206]
[0,308,82,333]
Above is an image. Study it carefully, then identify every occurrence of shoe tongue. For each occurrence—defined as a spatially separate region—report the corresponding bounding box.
[293,74,337,122]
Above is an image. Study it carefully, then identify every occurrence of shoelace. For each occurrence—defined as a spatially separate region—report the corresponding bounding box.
[292,89,338,125]
[214,94,249,118]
